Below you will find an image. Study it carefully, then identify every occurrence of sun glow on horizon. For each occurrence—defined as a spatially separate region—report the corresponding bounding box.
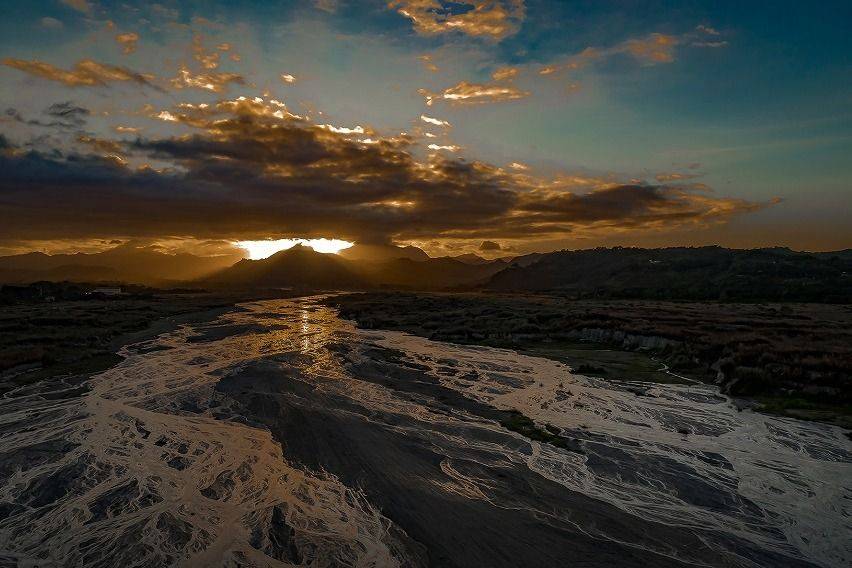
[235,238,353,259]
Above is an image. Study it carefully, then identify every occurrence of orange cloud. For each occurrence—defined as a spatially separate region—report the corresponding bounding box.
[115,32,139,54]
[535,47,600,77]
[622,33,679,64]
[2,58,158,89]
[420,114,451,127]
[192,34,220,70]
[491,66,518,81]
[388,0,525,41]
[420,80,530,105]
[427,143,461,152]
[170,66,245,93]
[0,96,769,247]
[77,135,125,155]
[537,27,726,79]
[418,54,439,72]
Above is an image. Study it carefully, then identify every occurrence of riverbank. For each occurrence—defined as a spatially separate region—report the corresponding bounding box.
[0,292,261,397]
[325,292,852,429]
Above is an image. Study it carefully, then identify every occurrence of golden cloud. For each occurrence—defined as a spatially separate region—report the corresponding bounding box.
[420,80,530,105]
[420,114,451,127]
[538,27,726,78]
[427,143,461,151]
[170,66,245,93]
[115,32,139,54]
[535,47,600,77]
[2,58,158,89]
[77,135,125,155]
[491,66,518,81]
[622,33,679,64]
[192,34,220,70]
[0,96,768,247]
[418,54,439,72]
[388,0,525,40]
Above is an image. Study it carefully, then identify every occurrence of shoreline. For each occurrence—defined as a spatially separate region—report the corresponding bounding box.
[0,295,247,397]
[107,304,238,354]
[324,292,852,430]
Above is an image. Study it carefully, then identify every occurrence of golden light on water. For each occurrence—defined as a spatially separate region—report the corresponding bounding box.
[235,238,353,259]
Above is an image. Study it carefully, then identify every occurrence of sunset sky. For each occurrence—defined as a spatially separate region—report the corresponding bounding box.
[0,0,849,258]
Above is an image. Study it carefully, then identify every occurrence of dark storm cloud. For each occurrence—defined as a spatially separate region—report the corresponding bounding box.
[5,102,90,130]
[0,97,766,244]
[519,184,673,221]
[46,102,90,125]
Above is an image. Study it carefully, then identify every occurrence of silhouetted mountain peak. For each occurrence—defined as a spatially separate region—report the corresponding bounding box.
[339,243,429,263]
[450,253,490,265]
[206,244,362,288]
[267,243,315,259]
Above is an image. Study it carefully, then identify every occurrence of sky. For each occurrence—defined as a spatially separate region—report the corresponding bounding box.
[0,0,849,258]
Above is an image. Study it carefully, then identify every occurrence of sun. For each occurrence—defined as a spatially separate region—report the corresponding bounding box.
[234,238,353,260]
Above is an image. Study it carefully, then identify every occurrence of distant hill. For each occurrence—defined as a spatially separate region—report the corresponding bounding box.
[500,252,545,268]
[353,257,507,289]
[485,246,852,302]
[339,243,429,263]
[205,244,366,289]
[5,243,850,300]
[444,253,491,265]
[0,244,241,285]
[0,242,505,290]
[205,245,507,290]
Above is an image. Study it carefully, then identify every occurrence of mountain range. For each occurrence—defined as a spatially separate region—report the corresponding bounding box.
[0,243,242,286]
[1,243,849,301]
[487,246,852,301]
[202,244,510,289]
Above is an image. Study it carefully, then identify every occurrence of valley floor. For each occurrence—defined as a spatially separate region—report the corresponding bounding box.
[0,295,849,567]
[328,292,852,429]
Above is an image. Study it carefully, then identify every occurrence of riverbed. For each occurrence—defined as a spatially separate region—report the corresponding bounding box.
[0,297,848,567]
